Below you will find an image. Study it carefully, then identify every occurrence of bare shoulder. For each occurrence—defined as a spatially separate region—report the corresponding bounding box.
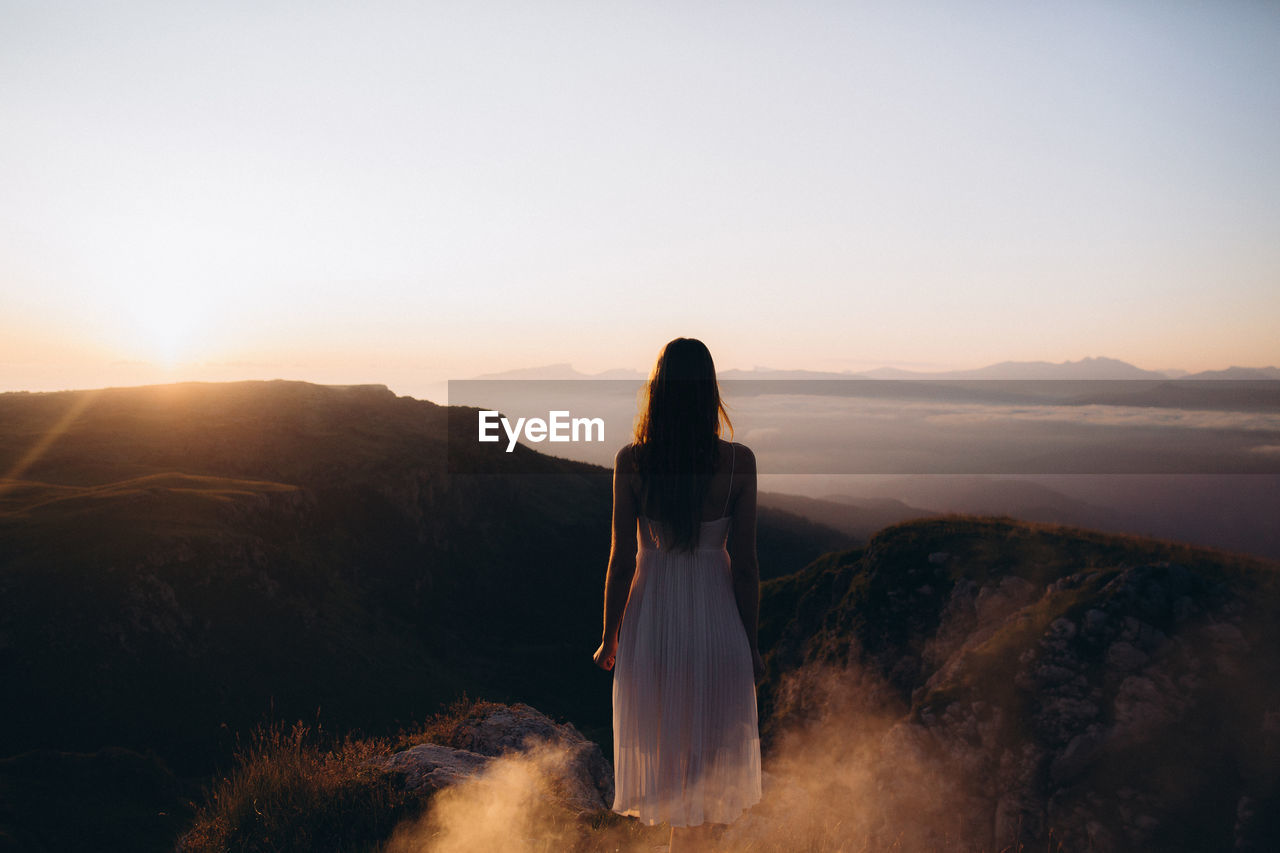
[726,440,757,472]
[614,442,637,469]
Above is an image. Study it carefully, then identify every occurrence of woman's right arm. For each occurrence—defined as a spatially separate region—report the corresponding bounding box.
[726,445,765,681]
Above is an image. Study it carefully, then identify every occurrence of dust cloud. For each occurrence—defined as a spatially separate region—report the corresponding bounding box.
[384,660,987,853]
[718,661,978,853]
[381,739,593,853]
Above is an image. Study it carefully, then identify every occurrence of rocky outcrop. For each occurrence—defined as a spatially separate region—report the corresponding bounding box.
[758,517,1280,852]
[898,561,1263,850]
[372,703,613,815]
[379,743,491,793]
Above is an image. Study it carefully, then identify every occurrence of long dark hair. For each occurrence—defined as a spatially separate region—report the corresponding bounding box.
[631,338,734,551]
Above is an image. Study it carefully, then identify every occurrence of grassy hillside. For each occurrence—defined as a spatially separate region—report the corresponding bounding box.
[0,380,846,851]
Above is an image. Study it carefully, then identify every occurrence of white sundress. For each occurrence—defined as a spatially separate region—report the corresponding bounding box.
[611,444,763,827]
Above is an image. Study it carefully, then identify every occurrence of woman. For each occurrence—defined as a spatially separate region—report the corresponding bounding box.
[593,338,764,853]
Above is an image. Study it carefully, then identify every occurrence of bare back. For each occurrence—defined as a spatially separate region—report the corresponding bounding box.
[623,438,742,523]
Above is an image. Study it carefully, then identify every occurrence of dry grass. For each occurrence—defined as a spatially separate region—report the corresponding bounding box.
[177,695,500,853]
[176,717,411,852]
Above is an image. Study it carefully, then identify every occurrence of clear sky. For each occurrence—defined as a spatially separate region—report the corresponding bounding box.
[2,0,1278,399]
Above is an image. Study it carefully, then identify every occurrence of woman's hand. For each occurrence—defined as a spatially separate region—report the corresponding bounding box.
[751,648,766,683]
[593,635,618,671]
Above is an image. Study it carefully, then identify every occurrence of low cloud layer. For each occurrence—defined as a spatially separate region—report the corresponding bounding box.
[447,381,1280,475]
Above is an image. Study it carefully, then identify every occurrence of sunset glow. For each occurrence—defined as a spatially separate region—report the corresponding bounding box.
[117,288,205,368]
[1,1,1277,397]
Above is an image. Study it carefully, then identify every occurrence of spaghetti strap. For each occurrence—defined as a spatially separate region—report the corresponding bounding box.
[722,442,735,517]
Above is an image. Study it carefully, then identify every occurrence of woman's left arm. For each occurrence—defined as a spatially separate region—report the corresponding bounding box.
[593,445,639,670]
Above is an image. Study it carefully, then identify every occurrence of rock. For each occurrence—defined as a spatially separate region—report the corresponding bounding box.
[1081,608,1111,641]
[1037,696,1100,744]
[379,743,491,792]
[374,702,614,815]
[1201,622,1249,654]
[1034,663,1078,687]
[445,702,614,811]
[975,576,1036,623]
[1046,617,1077,642]
[1111,675,1177,744]
[1105,641,1148,672]
[1172,595,1198,623]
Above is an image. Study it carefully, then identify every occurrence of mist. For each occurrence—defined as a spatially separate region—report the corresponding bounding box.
[381,661,992,853]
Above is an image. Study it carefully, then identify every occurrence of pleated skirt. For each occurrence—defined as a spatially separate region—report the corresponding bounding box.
[612,544,763,827]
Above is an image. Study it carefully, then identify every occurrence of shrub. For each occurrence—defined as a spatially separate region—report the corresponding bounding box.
[177,717,423,853]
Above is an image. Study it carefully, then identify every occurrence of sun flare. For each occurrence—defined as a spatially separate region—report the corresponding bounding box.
[124,289,207,368]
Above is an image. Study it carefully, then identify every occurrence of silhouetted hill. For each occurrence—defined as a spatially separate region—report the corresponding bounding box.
[761,490,938,540]
[843,475,1124,530]
[1,381,601,771]
[754,503,855,580]
[831,474,1280,560]
[0,381,842,779]
[756,515,1280,851]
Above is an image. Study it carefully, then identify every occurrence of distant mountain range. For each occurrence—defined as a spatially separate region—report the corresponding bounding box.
[473,356,1280,381]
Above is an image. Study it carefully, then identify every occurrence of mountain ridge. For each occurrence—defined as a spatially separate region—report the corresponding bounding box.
[466,356,1280,382]
[756,514,1280,851]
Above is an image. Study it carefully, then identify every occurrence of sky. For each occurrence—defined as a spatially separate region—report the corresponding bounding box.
[2,0,1278,400]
